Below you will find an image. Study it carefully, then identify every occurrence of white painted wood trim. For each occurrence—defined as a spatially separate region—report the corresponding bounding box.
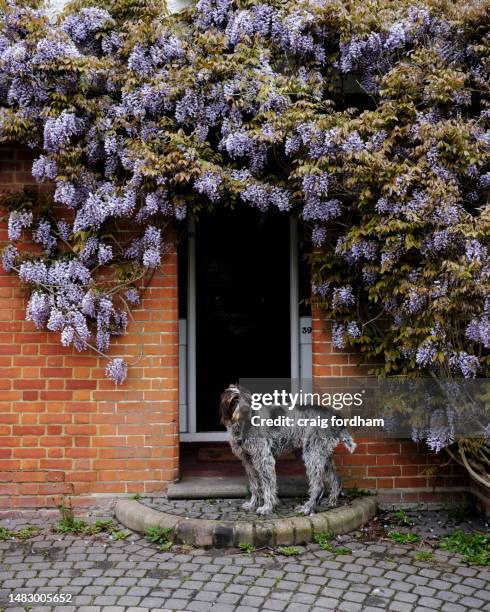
[187,216,197,434]
[290,217,300,390]
[178,319,187,433]
[180,432,229,442]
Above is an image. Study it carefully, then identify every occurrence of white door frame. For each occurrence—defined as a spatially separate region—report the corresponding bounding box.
[179,216,302,442]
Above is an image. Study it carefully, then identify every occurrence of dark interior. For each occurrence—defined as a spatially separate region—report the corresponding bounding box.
[195,207,291,431]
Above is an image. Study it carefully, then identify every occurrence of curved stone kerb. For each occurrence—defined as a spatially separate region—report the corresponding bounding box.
[115,496,377,548]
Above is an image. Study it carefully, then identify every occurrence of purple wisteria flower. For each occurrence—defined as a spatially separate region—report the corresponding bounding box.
[1,245,18,273]
[56,220,71,241]
[32,220,56,254]
[43,112,83,152]
[62,8,114,46]
[405,289,426,315]
[465,239,486,264]
[341,131,366,153]
[332,286,355,308]
[312,226,327,246]
[124,288,140,305]
[101,32,122,55]
[346,321,361,338]
[54,181,78,207]
[466,316,490,348]
[106,358,128,386]
[312,280,329,298]
[449,351,480,378]
[8,210,33,240]
[97,243,113,265]
[479,172,490,188]
[384,23,406,51]
[19,261,48,285]
[195,0,232,30]
[426,418,454,452]
[303,199,341,221]
[195,171,222,203]
[277,10,325,62]
[340,239,377,264]
[26,291,51,329]
[415,341,437,367]
[141,226,164,269]
[332,322,346,349]
[33,36,80,63]
[32,155,57,181]
[240,184,290,211]
[302,173,329,199]
[226,10,254,45]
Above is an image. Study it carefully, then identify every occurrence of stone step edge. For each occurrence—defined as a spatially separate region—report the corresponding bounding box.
[115,496,377,548]
[167,476,309,500]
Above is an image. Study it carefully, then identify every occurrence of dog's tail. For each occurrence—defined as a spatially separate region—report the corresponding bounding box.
[340,429,357,454]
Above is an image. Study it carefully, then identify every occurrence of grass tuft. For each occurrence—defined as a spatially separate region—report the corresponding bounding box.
[440,530,490,566]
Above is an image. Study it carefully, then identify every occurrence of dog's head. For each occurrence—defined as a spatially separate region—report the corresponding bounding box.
[219,384,242,426]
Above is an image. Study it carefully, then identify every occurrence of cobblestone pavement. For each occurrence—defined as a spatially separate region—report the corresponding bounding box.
[0,512,489,612]
[140,493,354,520]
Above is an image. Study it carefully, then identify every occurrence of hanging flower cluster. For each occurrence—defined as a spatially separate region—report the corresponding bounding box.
[0,0,489,417]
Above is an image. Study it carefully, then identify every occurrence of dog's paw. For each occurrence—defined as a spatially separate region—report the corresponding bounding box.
[255,504,273,515]
[295,504,314,516]
[241,500,257,512]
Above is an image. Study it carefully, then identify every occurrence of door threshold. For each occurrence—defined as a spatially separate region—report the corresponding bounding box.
[168,475,309,499]
[180,432,229,442]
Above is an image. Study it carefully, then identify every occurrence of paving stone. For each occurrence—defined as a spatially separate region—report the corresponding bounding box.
[297,582,321,594]
[315,596,340,608]
[337,603,363,612]
[391,580,414,593]
[343,590,367,603]
[211,605,236,612]
[453,584,476,596]
[320,586,344,598]
[394,591,419,603]
[195,590,220,602]
[186,602,213,612]
[441,604,467,612]
[413,586,437,597]
[115,596,142,606]
[265,600,288,611]
[247,586,270,597]
[160,598,189,609]
[458,596,484,608]
[475,590,490,602]
[93,596,118,605]
[1,510,489,612]
[389,602,415,612]
[417,596,443,609]
[138,598,166,607]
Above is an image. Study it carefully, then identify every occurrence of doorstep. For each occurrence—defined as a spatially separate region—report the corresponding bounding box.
[167,476,309,499]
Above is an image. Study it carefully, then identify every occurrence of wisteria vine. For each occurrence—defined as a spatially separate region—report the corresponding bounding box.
[0,0,489,454]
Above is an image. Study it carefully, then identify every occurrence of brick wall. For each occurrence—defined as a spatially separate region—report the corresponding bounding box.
[0,145,481,512]
[311,306,469,506]
[0,146,179,511]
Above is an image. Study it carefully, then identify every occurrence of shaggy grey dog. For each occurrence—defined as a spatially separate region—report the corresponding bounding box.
[220,384,357,516]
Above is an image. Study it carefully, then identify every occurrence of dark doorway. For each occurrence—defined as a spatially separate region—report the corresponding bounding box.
[195,207,291,431]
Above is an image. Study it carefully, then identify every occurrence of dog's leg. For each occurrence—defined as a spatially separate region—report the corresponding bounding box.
[296,442,325,515]
[253,444,278,515]
[324,459,341,508]
[241,455,262,511]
